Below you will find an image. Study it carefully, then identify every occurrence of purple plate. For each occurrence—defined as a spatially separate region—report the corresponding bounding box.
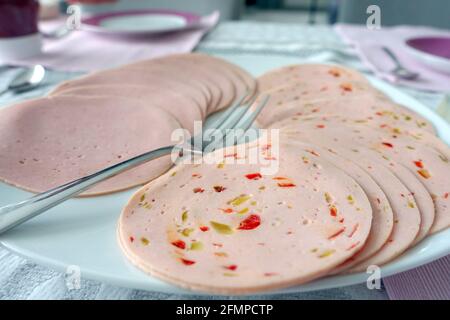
[81,9,201,36]
[406,36,450,74]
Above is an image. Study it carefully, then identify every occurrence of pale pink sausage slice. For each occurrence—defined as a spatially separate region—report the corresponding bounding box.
[189,53,257,106]
[357,148,434,245]
[257,93,435,133]
[0,96,180,196]
[277,127,421,269]
[255,63,435,133]
[54,84,203,133]
[50,68,212,119]
[152,53,256,109]
[219,59,258,102]
[127,54,236,112]
[349,125,449,234]
[277,116,435,244]
[260,78,377,109]
[257,64,371,92]
[255,81,382,127]
[158,53,247,112]
[118,142,372,294]
[278,115,448,234]
[280,140,394,271]
[377,124,450,159]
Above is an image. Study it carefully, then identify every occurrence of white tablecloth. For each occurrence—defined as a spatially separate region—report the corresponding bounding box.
[0,22,445,300]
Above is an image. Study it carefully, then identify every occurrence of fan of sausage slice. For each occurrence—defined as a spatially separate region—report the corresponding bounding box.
[279,141,394,272]
[277,126,422,270]
[257,64,371,92]
[53,84,204,133]
[255,64,435,133]
[0,53,257,196]
[257,92,434,133]
[274,115,448,234]
[270,116,450,274]
[118,142,372,294]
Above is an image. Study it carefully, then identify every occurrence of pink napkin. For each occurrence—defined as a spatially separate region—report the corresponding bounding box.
[8,11,219,72]
[335,24,450,92]
[383,255,450,300]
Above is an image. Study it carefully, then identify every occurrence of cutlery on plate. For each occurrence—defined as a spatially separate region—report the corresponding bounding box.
[382,46,419,80]
[0,64,46,95]
[0,93,269,234]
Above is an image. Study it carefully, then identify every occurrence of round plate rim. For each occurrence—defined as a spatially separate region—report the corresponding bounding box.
[405,36,450,73]
[81,9,201,36]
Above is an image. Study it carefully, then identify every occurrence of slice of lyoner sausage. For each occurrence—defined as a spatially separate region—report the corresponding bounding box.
[127,53,235,113]
[255,63,435,134]
[256,92,435,133]
[277,124,421,270]
[0,96,181,196]
[190,53,257,105]
[355,148,434,245]
[281,140,394,271]
[279,115,449,234]
[349,124,449,234]
[118,142,372,294]
[55,84,203,134]
[49,66,212,120]
[255,79,377,126]
[257,64,371,92]
[276,115,436,241]
[164,53,251,112]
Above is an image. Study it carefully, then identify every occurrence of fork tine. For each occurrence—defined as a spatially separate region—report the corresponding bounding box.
[215,94,258,133]
[202,94,266,153]
[202,93,256,152]
[202,94,254,152]
[184,92,251,152]
[203,92,250,140]
[225,94,270,146]
[236,94,270,133]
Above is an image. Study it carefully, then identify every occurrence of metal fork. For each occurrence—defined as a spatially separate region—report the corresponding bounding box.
[382,47,419,80]
[0,93,269,234]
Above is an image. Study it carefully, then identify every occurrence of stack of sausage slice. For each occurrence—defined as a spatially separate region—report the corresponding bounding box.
[0,53,256,196]
[261,65,449,272]
[118,63,449,294]
[119,142,373,293]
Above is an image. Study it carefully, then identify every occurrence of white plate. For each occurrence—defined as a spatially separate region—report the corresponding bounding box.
[81,10,201,36]
[0,54,449,295]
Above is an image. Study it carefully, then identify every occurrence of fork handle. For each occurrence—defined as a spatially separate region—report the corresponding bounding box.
[382,47,402,68]
[0,145,176,234]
